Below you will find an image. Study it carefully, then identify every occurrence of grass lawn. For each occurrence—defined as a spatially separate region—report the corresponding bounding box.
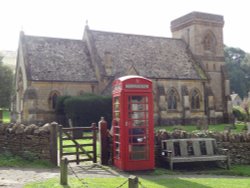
[60,133,100,156]
[0,109,10,123]
[0,152,55,168]
[1,148,250,188]
[24,164,250,188]
[155,122,246,133]
[24,176,250,188]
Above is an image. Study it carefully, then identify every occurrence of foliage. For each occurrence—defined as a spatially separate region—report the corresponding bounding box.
[225,46,250,98]
[0,53,3,65]
[241,98,250,121]
[2,110,10,123]
[0,152,54,168]
[0,62,14,108]
[233,106,247,121]
[55,93,112,127]
[55,95,70,125]
[156,123,245,133]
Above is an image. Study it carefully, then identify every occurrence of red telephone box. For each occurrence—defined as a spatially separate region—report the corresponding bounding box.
[112,75,155,171]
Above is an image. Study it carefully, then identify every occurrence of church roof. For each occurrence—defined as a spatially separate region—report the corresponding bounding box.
[21,35,97,82]
[19,29,207,83]
[89,29,207,80]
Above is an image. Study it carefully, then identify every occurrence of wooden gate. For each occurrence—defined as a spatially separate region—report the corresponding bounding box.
[59,123,97,164]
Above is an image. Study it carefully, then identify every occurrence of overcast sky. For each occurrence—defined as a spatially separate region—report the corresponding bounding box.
[1,0,250,52]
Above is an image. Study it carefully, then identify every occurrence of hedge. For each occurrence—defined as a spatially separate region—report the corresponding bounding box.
[55,94,112,127]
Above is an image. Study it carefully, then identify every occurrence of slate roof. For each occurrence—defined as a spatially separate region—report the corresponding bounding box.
[90,30,207,80]
[20,29,207,83]
[22,35,97,82]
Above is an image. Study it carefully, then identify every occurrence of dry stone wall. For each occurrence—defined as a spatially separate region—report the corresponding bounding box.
[155,129,250,165]
[0,122,58,164]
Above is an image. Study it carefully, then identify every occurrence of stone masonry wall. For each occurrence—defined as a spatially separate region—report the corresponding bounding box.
[0,122,57,163]
[155,130,250,165]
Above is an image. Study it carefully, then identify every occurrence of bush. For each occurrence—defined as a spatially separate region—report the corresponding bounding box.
[55,96,70,126]
[56,94,112,127]
[233,106,246,121]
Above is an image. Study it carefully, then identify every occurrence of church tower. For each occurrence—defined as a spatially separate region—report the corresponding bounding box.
[171,12,231,122]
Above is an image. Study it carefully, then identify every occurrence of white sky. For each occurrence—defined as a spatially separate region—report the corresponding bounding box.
[1,0,250,52]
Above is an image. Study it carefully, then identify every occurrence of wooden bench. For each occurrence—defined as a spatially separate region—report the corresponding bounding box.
[161,138,230,170]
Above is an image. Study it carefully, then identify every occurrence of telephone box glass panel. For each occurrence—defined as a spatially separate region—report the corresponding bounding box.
[113,96,120,159]
[128,95,149,160]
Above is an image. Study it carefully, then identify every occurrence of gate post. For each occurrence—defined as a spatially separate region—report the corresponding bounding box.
[60,157,68,185]
[92,123,97,163]
[98,117,109,165]
[128,175,139,188]
[50,122,58,166]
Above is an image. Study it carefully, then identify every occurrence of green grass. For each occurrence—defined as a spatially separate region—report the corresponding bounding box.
[148,164,250,177]
[0,110,10,123]
[0,152,55,168]
[62,139,94,153]
[155,123,246,133]
[60,132,100,157]
[24,176,250,188]
[199,165,250,177]
[24,164,250,188]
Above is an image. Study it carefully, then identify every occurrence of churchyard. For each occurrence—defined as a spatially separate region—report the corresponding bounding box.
[1,120,250,187]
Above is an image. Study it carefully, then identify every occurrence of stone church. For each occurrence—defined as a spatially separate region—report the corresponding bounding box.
[13,11,232,125]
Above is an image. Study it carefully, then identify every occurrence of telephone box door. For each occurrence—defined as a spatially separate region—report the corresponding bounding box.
[126,94,151,162]
[112,75,154,171]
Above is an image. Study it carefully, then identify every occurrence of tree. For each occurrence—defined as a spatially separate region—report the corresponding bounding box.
[0,57,14,108]
[224,46,250,98]
[241,98,250,123]
[0,53,3,65]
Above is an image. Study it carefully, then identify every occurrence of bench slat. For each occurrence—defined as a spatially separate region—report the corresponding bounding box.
[205,140,214,155]
[170,155,227,163]
[193,140,201,156]
[167,141,175,156]
[180,140,188,156]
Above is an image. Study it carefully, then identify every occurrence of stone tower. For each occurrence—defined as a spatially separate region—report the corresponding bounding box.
[171,11,231,122]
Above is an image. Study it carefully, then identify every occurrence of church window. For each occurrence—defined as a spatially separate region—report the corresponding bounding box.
[167,88,179,110]
[203,31,216,52]
[191,89,201,110]
[49,91,60,110]
[213,64,216,71]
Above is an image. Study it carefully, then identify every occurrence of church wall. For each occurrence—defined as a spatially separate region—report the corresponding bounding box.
[172,24,224,57]
[22,81,97,124]
[153,79,206,125]
[15,45,29,123]
[171,12,230,124]
[193,24,224,57]
[208,71,223,110]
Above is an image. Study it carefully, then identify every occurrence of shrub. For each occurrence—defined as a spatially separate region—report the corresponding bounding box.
[56,94,112,127]
[55,96,70,125]
[233,106,246,121]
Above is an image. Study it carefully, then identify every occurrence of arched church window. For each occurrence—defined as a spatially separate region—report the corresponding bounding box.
[206,63,209,70]
[213,64,216,71]
[191,89,201,110]
[203,31,216,52]
[49,91,60,110]
[167,88,179,110]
